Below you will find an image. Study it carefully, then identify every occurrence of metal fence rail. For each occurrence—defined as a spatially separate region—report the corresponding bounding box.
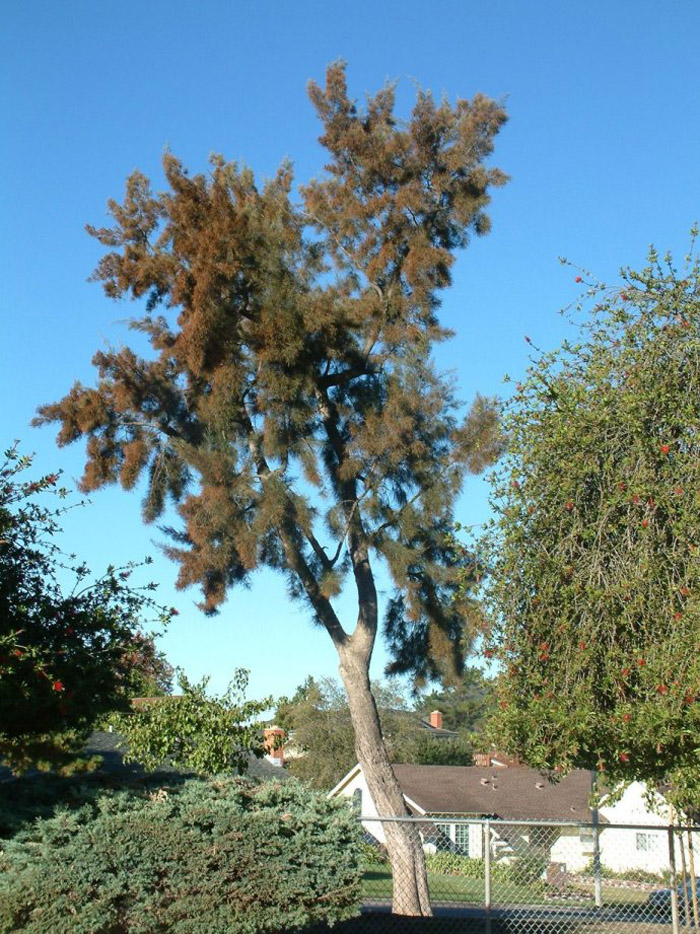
[359,815,700,933]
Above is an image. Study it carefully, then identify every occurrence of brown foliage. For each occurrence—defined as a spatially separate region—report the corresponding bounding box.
[36,63,506,681]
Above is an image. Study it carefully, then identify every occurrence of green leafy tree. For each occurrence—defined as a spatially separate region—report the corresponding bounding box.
[0,445,174,774]
[482,240,700,802]
[275,675,478,789]
[112,669,269,774]
[416,665,495,733]
[36,63,507,914]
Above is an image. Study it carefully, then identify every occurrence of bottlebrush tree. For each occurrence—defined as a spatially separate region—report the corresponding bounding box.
[0,444,175,774]
[482,239,700,803]
[35,63,507,914]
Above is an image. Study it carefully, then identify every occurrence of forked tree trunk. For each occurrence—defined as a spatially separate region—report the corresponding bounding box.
[338,645,432,917]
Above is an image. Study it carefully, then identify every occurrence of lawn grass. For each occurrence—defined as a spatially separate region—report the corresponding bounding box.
[363,867,652,910]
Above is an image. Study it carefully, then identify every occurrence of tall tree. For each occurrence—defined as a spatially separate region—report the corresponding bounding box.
[36,63,506,914]
[482,242,700,803]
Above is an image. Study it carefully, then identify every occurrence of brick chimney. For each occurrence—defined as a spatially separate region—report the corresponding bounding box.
[429,710,443,730]
[263,726,285,766]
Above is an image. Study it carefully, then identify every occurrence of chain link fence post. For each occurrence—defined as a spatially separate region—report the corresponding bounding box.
[484,818,491,934]
[668,822,681,934]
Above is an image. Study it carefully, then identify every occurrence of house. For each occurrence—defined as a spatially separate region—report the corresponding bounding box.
[330,762,696,878]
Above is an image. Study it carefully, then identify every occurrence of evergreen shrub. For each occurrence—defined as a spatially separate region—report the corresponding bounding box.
[0,776,362,933]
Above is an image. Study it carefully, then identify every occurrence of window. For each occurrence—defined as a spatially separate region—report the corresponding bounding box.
[352,788,363,814]
[455,824,470,856]
[433,821,470,855]
[636,832,655,852]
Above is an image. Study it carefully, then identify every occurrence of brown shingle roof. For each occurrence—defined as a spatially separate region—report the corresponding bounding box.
[392,765,599,821]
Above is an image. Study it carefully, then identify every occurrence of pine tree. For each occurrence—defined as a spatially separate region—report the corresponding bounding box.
[36,63,507,914]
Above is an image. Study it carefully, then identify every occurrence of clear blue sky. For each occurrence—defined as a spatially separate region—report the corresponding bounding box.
[2,0,699,702]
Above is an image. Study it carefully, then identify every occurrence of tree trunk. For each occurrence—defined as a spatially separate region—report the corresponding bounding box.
[338,645,432,917]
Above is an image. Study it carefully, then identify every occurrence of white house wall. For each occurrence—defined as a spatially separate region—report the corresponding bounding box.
[549,826,591,873]
[599,782,699,877]
[334,769,389,844]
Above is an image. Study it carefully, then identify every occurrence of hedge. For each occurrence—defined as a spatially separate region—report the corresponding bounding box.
[0,776,362,934]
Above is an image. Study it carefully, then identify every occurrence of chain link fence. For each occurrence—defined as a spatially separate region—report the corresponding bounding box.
[358,815,700,933]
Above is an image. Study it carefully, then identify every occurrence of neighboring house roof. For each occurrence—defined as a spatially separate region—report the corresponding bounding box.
[416,719,459,739]
[1,731,289,783]
[88,731,289,782]
[332,763,600,822]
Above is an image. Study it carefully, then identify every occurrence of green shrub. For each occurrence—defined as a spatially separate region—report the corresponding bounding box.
[0,776,362,933]
[581,859,668,884]
[360,840,388,865]
[424,853,512,882]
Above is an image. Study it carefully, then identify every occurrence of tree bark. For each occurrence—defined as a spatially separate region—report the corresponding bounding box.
[338,644,432,916]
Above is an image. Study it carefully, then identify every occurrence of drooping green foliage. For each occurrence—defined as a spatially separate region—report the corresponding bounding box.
[35,63,506,683]
[0,445,175,774]
[482,240,700,795]
[112,668,269,775]
[0,775,363,933]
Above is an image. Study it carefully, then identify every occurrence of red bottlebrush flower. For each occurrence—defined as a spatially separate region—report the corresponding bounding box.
[484,649,494,659]
[621,668,631,677]
[674,612,683,621]
[565,501,574,511]
[680,586,691,597]
[528,505,535,514]
[637,658,646,667]
[656,683,669,695]
[579,641,587,650]
[647,497,656,508]
[170,607,179,616]
[660,444,670,454]
[632,494,640,504]
[622,713,631,723]
[618,482,627,492]
[642,519,649,528]
[12,649,23,657]
[674,487,684,495]
[539,653,549,661]
[619,752,630,763]
[52,680,64,692]
[684,694,696,705]
[575,276,583,283]
[620,292,628,301]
